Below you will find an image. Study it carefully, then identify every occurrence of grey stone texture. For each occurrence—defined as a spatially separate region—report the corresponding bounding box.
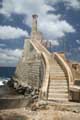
[13,39,44,89]
[13,15,44,89]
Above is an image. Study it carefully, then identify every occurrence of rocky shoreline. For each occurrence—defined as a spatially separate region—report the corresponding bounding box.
[0,105,80,120]
[0,80,80,120]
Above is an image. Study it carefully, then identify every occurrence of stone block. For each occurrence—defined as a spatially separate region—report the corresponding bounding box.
[69,86,80,102]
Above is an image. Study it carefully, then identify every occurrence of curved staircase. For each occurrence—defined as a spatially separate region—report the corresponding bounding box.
[48,58,68,101]
[31,40,70,101]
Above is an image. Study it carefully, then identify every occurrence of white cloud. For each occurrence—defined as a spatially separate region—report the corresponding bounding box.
[38,18,75,39]
[22,1,75,40]
[78,47,80,51]
[0,0,75,40]
[46,0,80,10]
[0,0,78,65]
[1,0,54,16]
[0,25,28,40]
[0,43,6,47]
[0,48,22,66]
[76,40,80,44]
[65,0,80,10]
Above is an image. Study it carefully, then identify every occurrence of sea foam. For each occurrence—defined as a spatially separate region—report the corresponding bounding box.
[0,78,10,86]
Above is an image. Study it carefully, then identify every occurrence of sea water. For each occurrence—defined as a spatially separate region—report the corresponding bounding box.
[0,67,16,86]
[0,77,10,85]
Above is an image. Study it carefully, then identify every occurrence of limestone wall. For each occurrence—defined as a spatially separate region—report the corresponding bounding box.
[13,39,44,89]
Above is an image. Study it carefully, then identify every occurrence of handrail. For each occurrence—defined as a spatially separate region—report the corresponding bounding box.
[31,39,51,57]
[30,40,41,55]
[38,42,50,56]
[40,52,50,99]
[54,53,74,87]
[30,39,50,99]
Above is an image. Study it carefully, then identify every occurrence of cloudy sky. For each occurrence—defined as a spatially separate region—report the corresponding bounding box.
[0,0,80,66]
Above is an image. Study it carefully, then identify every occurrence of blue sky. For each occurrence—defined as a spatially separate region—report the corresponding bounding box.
[0,0,80,66]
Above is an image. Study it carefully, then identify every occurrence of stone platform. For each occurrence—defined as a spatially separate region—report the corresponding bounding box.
[47,100,80,113]
[0,86,31,109]
[0,95,30,109]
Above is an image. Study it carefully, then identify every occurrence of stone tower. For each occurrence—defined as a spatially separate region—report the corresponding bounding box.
[12,15,44,89]
[31,15,43,42]
[11,15,76,102]
[31,14,38,38]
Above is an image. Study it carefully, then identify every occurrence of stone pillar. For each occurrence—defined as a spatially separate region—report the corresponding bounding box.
[31,14,38,39]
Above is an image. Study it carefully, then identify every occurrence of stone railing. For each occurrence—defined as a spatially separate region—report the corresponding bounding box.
[36,40,51,57]
[30,39,50,100]
[31,39,51,57]
[54,53,74,87]
[40,52,50,100]
[30,40,41,55]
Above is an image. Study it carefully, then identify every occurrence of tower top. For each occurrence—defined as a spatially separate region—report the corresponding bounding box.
[32,14,38,19]
[31,14,38,38]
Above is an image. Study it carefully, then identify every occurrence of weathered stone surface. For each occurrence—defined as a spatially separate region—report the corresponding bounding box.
[69,86,80,102]
[13,39,44,89]
[0,86,32,109]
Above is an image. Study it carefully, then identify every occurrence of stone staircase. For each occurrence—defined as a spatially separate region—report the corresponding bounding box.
[48,58,69,101]
[31,40,69,101]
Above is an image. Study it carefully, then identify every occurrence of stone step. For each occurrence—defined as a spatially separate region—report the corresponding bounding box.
[48,91,68,95]
[50,70,65,73]
[50,74,67,77]
[50,63,62,65]
[50,67,62,69]
[50,64,63,67]
[49,81,67,86]
[50,74,66,76]
[49,85,68,90]
[50,73,66,75]
[50,80,67,85]
[49,81,67,85]
[50,79,67,83]
[50,64,61,67]
[49,88,68,91]
[50,79,67,82]
[48,93,68,98]
[48,89,68,93]
[50,66,64,69]
[50,65,63,68]
[48,97,68,101]
[49,85,68,89]
[50,71,65,74]
[49,60,59,63]
[50,62,63,65]
[48,88,68,93]
[50,67,63,70]
[50,74,66,77]
[50,76,67,80]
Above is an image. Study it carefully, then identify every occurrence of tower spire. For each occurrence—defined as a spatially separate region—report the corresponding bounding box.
[31,14,38,38]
